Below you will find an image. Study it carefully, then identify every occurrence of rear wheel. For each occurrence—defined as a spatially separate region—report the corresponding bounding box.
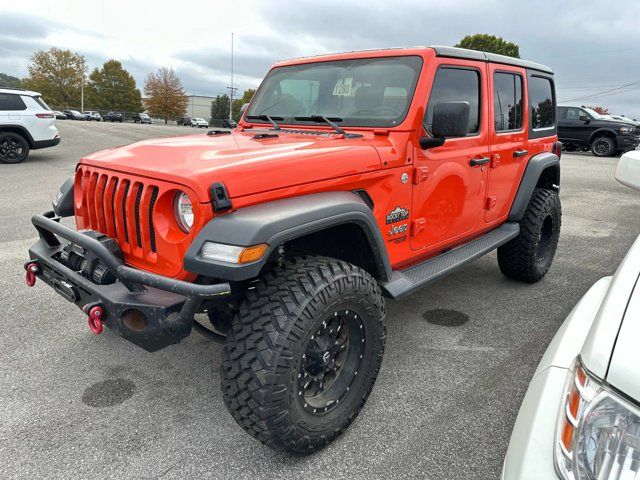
[591,136,615,157]
[498,188,561,283]
[0,132,29,164]
[220,256,386,453]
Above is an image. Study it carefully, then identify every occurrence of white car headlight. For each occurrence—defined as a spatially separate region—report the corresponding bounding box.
[174,192,194,232]
[555,357,640,480]
[619,126,634,134]
[200,241,268,264]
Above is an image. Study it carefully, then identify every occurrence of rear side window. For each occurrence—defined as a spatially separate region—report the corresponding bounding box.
[493,72,523,132]
[0,93,27,111]
[529,76,554,130]
[425,67,481,134]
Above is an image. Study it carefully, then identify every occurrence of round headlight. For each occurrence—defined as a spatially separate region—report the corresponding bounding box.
[174,192,194,232]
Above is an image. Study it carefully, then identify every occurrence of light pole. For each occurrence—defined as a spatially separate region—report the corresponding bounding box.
[227,32,237,122]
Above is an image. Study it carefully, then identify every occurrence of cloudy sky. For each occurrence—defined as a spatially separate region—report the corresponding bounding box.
[1,0,639,118]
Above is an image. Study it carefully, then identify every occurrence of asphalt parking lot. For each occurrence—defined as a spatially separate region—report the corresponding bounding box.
[1,121,639,480]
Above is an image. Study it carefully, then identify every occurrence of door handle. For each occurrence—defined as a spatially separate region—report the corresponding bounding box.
[469,157,490,167]
[513,149,528,158]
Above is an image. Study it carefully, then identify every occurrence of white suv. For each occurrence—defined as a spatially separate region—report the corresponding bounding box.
[0,87,60,164]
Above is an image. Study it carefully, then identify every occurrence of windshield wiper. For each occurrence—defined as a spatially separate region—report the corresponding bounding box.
[295,115,345,135]
[245,114,282,130]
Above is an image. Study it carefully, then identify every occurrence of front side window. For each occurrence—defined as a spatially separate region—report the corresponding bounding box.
[0,93,27,111]
[529,76,554,129]
[565,107,583,120]
[425,67,481,134]
[493,72,523,132]
[246,56,423,128]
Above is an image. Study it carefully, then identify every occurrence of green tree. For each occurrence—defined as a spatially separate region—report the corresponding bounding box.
[144,67,187,123]
[85,60,142,112]
[454,34,520,58]
[210,94,230,121]
[232,88,256,121]
[22,48,87,107]
[0,73,22,88]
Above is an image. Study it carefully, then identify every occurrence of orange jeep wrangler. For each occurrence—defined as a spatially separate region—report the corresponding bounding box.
[27,46,561,453]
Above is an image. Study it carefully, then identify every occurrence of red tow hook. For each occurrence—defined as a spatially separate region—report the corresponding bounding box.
[25,261,39,287]
[84,304,104,335]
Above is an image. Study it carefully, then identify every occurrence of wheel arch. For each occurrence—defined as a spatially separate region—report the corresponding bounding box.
[509,152,560,222]
[588,128,617,144]
[0,125,35,148]
[183,191,392,282]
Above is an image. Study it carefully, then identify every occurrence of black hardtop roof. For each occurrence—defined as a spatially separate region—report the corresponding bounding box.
[430,45,553,74]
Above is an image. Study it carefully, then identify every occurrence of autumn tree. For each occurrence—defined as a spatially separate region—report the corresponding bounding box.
[232,88,256,121]
[144,67,187,122]
[85,60,142,112]
[22,48,87,108]
[210,94,230,121]
[0,73,21,88]
[455,34,520,58]
[584,105,610,115]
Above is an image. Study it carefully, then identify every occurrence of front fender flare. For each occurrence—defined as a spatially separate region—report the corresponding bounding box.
[183,191,392,282]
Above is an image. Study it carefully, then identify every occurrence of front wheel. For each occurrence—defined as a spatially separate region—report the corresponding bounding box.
[498,188,561,283]
[0,132,29,164]
[591,136,615,157]
[221,256,386,453]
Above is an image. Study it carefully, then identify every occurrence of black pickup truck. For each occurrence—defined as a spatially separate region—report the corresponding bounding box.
[557,106,640,156]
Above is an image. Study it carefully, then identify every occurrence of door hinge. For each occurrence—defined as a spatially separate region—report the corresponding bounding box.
[411,218,426,236]
[413,167,429,185]
[490,154,501,168]
[486,196,497,210]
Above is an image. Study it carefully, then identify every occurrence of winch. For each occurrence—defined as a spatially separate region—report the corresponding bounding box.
[55,231,122,285]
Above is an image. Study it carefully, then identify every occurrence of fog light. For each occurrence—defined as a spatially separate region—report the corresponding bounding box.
[121,309,148,332]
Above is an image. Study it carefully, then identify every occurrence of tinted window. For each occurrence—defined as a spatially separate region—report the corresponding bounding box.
[493,72,523,131]
[0,93,27,111]
[247,56,423,127]
[529,76,554,129]
[425,68,480,134]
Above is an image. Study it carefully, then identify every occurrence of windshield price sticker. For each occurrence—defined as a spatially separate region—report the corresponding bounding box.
[333,78,353,96]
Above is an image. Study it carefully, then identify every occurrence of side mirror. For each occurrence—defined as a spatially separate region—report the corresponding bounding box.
[420,101,470,150]
[616,151,640,191]
[579,113,590,123]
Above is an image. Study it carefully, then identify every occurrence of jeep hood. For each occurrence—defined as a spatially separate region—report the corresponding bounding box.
[81,131,382,201]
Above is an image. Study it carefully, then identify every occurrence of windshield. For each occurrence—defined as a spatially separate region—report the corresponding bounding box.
[583,107,607,119]
[246,55,423,128]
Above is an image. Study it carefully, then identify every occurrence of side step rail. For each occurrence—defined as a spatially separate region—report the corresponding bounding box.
[381,222,520,299]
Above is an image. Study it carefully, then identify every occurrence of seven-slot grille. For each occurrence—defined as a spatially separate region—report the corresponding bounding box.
[77,167,159,258]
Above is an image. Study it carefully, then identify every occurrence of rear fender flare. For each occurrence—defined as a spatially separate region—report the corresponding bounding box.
[509,152,560,222]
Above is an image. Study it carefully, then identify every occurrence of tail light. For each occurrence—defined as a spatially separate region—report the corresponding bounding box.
[554,141,562,159]
[36,113,54,119]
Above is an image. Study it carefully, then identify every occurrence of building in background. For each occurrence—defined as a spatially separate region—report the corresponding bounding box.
[142,94,215,122]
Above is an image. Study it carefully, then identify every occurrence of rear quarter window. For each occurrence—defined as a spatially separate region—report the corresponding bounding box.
[527,73,556,139]
[0,93,27,111]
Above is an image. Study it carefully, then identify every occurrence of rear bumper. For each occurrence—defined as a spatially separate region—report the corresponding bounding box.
[28,212,231,352]
[33,135,61,150]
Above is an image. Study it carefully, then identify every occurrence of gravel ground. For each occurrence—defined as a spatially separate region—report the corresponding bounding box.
[1,121,639,479]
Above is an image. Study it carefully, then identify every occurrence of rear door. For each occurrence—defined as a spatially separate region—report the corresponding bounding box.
[485,64,527,223]
[558,106,588,143]
[0,93,26,121]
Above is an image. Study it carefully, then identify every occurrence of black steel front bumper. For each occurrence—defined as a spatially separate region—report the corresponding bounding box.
[28,212,231,352]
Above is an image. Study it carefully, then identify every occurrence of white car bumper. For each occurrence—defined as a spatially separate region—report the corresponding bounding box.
[502,277,612,479]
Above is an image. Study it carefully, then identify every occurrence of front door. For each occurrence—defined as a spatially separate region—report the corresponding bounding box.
[411,61,490,252]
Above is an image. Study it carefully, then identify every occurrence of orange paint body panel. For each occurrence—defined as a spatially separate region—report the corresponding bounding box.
[73,47,556,279]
